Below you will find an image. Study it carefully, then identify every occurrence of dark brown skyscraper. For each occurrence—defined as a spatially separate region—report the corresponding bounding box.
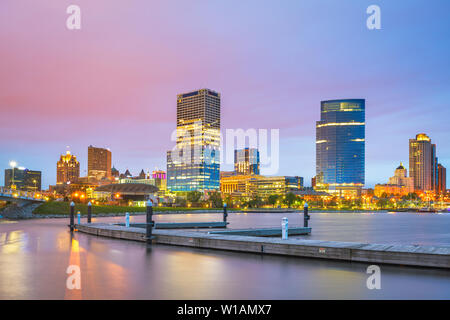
[437,164,446,194]
[88,145,112,180]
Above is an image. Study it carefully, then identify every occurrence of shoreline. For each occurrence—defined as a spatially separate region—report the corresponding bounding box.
[0,209,395,220]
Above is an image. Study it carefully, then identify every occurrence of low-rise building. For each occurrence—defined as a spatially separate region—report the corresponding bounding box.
[221,175,303,198]
[374,163,414,197]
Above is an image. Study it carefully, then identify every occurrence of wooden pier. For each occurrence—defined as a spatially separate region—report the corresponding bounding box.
[116,222,228,229]
[75,223,450,269]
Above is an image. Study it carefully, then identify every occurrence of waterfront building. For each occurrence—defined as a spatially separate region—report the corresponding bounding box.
[374,163,414,197]
[409,134,437,192]
[315,99,365,196]
[56,151,80,184]
[88,145,112,180]
[437,164,446,195]
[92,183,159,206]
[5,167,41,191]
[167,89,221,192]
[152,170,167,192]
[234,148,260,175]
[220,175,303,198]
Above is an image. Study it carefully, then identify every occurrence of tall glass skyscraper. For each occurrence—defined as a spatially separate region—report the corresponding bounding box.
[167,89,221,192]
[316,99,365,194]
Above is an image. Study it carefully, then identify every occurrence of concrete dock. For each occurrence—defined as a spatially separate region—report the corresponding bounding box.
[75,223,450,269]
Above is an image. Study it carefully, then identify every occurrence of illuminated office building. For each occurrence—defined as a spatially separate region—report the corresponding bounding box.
[220,175,303,198]
[409,133,437,192]
[5,167,41,191]
[167,89,221,192]
[88,145,112,180]
[56,151,80,184]
[152,170,167,192]
[315,99,365,195]
[235,148,260,175]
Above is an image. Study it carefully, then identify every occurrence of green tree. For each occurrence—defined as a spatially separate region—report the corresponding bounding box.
[223,194,233,208]
[377,198,389,209]
[284,192,296,208]
[268,194,279,208]
[175,197,187,207]
[249,195,263,208]
[209,192,223,208]
[187,191,202,204]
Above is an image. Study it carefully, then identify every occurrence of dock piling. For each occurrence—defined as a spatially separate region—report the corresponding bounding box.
[146,200,154,243]
[223,203,228,223]
[281,217,288,240]
[304,202,310,228]
[69,201,75,232]
[125,212,130,228]
[87,201,92,223]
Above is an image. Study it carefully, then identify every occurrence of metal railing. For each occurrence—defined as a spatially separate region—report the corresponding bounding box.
[0,187,45,201]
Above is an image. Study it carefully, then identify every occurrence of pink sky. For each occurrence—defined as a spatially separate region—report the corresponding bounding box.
[1,1,449,188]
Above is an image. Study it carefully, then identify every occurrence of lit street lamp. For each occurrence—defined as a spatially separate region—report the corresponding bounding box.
[9,161,17,190]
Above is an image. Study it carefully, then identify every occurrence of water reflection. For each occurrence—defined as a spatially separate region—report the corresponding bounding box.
[0,214,449,299]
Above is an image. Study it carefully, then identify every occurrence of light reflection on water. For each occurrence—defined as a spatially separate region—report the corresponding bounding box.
[0,212,449,299]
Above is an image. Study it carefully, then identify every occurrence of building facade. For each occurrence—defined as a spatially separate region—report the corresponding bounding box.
[220,175,303,198]
[152,170,167,192]
[374,163,414,197]
[437,164,446,195]
[316,99,365,195]
[56,151,80,184]
[234,148,260,175]
[5,168,42,191]
[167,89,221,192]
[409,134,437,192]
[88,145,112,180]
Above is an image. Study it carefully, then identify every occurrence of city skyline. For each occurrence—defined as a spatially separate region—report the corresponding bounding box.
[1,1,450,189]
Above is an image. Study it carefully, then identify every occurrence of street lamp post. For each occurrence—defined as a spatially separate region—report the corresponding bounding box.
[9,161,17,190]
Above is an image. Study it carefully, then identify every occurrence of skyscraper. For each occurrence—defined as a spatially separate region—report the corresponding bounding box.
[234,148,260,175]
[315,99,365,195]
[57,151,80,184]
[437,163,446,194]
[409,133,437,192]
[88,145,112,180]
[167,89,220,192]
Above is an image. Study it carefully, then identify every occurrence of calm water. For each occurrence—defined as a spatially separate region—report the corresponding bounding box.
[0,211,449,299]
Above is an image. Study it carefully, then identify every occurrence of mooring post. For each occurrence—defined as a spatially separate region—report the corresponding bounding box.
[69,201,75,232]
[304,202,310,228]
[223,203,228,223]
[77,211,81,225]
[146,200,154,243]
[125,212,130,228]
[87,201,92,223]
[282,217,288,240]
